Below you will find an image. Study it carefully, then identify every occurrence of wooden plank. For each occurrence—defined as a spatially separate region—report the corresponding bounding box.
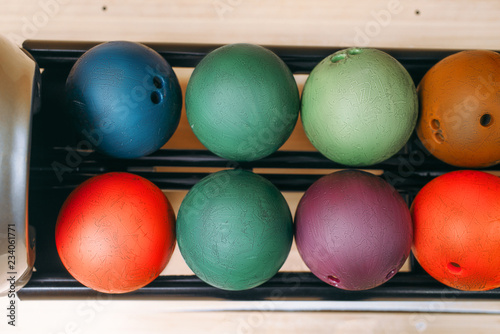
[1,0,499,49]
[2,299,500,333]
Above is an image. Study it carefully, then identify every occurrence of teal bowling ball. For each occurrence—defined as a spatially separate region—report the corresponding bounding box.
[177,169,293,290]
[186,43,300,161]
[301,48,418,166]
[66,41,182,159]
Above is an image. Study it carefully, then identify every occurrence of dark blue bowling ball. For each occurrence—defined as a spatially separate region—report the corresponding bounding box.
[66,41,182,159]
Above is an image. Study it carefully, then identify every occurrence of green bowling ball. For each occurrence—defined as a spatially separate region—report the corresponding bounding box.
[176,169,293,291]
[301,48,418,166]
[186,43,300,161]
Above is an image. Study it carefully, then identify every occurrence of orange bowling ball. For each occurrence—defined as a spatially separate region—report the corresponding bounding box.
[417,50,500,168]
[412,170,500,291]
[55,172,176,294]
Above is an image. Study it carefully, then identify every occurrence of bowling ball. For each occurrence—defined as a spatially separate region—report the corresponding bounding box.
[186,43,300,161]
[412,170,500,291]
[416,50,500,168]
[66,41,182,159]
[295,170,412,290]
[55,172,176,294]
[176,169,293,290]
[301,48,418,166]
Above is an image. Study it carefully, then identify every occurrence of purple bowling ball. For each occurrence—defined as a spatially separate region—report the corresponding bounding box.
[295,170,412,290]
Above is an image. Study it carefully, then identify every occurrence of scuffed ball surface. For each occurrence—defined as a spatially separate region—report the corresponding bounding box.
[176,169,293,290]
[412,170,500,291]
[186,43,300,161]
[55,172,176,294]
[301,48,417,166]
[295,170,412,290]
[66,41,182,159]
[416,50,500,168]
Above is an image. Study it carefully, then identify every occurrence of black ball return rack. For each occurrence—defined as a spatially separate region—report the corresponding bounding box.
[18,40,500,301]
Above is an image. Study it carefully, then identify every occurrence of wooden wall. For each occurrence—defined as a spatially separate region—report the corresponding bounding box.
[1,1,500,333]
[2,0,500,49]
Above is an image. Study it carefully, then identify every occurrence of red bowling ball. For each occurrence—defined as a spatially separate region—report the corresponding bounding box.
[412,170,500,291]
[295,170,413,290]
[55,172,176,294]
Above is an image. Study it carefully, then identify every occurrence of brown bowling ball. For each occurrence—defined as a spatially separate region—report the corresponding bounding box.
[417,50,500,168]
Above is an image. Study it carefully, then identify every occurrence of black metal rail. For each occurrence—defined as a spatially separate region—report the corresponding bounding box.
[19,272,500,301]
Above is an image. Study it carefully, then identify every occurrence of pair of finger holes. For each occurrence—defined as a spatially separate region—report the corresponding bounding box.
[151,76,165,104]
[331,49,363,63]
[327,269,397,286]
[430,119,445,143]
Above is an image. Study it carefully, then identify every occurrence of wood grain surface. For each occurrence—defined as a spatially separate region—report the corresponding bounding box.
[1,0,500,49]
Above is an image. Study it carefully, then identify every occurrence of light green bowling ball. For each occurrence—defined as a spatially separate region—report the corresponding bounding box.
[186,43,300,161]
[301,48,418,166]
[176,169,293,291]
